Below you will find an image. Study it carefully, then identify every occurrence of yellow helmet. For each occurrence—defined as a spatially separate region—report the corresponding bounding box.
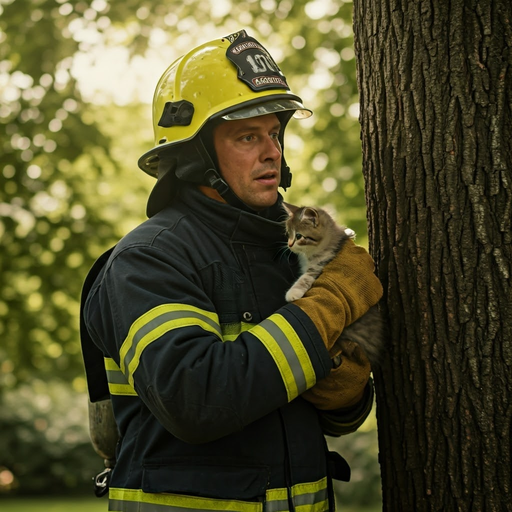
[139,29,312,216]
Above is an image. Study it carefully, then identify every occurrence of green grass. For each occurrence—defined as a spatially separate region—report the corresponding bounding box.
[342,508,381,512]
[0,496,109,511]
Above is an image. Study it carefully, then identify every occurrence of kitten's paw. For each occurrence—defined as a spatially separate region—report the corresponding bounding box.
[285,289,305,302]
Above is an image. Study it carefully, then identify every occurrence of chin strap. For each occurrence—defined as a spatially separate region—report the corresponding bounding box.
[201,168,251,212]
[195,136,257,213]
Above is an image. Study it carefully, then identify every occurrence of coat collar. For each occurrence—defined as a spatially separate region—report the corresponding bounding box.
[175,184,288,245]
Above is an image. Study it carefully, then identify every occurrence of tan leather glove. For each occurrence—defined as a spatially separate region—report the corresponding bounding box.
[302,340,371,410]
[293,239,383,351]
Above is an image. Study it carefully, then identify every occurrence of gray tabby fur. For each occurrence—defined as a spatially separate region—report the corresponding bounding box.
[283,202,384,367]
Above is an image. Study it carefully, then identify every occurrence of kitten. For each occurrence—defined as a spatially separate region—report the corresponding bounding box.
[283,202,384,367]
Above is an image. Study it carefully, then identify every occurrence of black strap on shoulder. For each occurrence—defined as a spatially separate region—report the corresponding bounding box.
[80,246,116,403]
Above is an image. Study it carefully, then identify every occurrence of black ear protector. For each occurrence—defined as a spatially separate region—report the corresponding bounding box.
[275,110,294,190]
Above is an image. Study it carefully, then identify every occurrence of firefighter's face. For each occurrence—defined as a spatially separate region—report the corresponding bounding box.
[213,114,282,211]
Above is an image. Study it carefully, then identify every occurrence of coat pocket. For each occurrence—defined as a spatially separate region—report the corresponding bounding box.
[142,459,270,501]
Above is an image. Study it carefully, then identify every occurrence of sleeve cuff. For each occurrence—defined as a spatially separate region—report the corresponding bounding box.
[317,378,374,437]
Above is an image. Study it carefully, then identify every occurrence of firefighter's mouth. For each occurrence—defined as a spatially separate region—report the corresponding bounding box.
[255,171,278,181]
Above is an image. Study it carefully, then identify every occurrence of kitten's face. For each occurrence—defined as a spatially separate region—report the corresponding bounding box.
[283,203,324,256]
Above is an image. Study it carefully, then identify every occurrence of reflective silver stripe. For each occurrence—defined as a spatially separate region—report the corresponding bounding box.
[119,304,222,387]
[109,499,137,511]
[109,501,258,512]
[108,479,328,512]
[106,370,130,385]
[265,485,328,512]
[250,314,316,401]
[104,357,138,396]
[293,487,328,507]
[122,310,221,373]
[290,478,329,512]
[264,497,289,512]
[109,489,262,512]
[260,318,308,394]
[109,500,235,512]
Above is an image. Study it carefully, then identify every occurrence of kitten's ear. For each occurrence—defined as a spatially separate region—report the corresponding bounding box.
[302,207,319,227]
[282,202,299,216]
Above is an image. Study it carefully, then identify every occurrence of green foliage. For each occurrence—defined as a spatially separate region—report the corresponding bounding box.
[328,410,382,507]
[0,0,151,391]
[0,381,104,495]
[0,497,108,512]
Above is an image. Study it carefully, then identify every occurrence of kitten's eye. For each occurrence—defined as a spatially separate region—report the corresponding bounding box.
[296,233,303,240]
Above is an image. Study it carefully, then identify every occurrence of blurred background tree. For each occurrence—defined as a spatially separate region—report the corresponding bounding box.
[0,0,380,505]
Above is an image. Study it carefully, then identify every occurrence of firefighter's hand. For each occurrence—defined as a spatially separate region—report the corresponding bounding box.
[293,239,383,351]
[301,339,371,410]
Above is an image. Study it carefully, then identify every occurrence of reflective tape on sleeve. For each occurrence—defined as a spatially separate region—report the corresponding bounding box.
[221,321,255,342]
[104,357,138,396]
[119,304,222,388]
[249,314,316,401]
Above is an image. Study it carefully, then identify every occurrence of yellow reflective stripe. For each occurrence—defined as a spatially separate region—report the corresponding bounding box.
[292,478,329,512]
[108,478,328,512]
[108,383,138,396]
[270,314,316,390]
[104,357,138,396]
[292,477,327,497]
[265,487,289,512]
[265,478,329,512]
[294,499,328,512]
[119,304,222,388]
[221,322,255,342]
[109,488,262,512]
[104,357,120,371]
[250,314,316,401]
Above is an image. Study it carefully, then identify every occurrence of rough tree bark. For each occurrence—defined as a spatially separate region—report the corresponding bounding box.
[352,1,512,511]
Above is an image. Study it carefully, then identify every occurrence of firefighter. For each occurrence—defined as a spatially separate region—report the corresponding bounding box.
[81,29,383,511]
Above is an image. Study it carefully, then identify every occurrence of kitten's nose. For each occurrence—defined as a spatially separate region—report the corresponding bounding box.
[288,240,294,248]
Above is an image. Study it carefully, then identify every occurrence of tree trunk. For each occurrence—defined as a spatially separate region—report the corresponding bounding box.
[353,1,512,510]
